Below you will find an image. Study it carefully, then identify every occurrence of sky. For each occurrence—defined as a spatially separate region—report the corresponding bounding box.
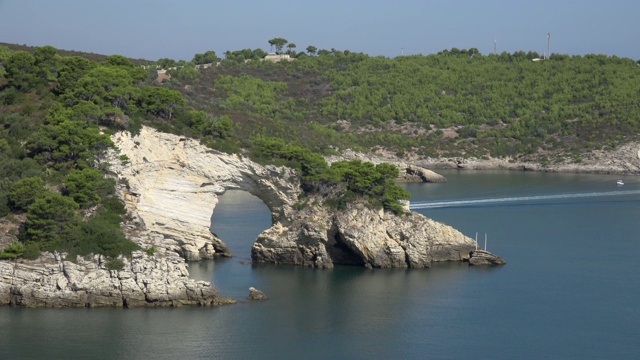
[1,0,639,61]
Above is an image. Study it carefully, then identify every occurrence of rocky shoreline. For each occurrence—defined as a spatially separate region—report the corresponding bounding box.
[16,128,640,307]
[0,242,235,308]
[428,141,640,175]
[331,142,640,175]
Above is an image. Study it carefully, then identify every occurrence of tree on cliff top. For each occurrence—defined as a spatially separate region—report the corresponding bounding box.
[319,160,410,215]
[306,45,317,55]
[268,38,288,54]
[251,138,409,214]
[193,50,219,65]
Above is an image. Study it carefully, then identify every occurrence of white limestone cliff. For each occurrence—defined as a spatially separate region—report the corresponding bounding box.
[111,127,476,269]
[0,246,229,307]
[110,127,300,261]
[0,126,487,307]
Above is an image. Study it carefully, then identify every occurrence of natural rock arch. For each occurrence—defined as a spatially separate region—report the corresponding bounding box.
[112,127,479,268]
[0,126,505,307]
[111,127,301,261]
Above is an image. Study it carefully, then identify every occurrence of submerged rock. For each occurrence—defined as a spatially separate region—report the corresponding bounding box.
[468,250,506,266]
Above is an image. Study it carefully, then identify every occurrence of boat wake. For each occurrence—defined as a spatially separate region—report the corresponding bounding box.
[410,189,640,210]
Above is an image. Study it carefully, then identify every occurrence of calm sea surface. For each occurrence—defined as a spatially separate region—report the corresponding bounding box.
[1,170,639,359]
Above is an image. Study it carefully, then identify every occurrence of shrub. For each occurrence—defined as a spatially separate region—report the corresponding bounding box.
[311,160,410,215]
[0,242,24,260]
[9,176,47,212]
[22,242,41,260]
[293,201,307,211]
[105,258,125,271]
[79,215,139,258]
[145,246,157,255]
[0,191,10,217]
[63,168,115,208]
[20,192,80,249]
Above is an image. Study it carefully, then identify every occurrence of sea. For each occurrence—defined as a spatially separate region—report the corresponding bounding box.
[1,170,639,360]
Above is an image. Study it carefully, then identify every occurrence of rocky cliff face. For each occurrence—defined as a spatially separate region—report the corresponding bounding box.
[0,127,300,307]
[252,198,475,269]
[0,126,486,307]
[112,127,478,270]
[0,246,228,307]
[110,127,301,261]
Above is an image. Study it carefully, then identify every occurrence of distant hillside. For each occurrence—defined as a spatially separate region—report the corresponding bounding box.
[0,42,151,65]
[2,41,640,261]
[3,41,640,162]
[161,48,640,164]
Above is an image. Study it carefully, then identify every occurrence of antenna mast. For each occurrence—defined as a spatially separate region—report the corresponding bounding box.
[547,32,551,59]
[494,37,497,55]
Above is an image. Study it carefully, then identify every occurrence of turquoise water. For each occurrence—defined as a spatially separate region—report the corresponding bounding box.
[1,170,639,359]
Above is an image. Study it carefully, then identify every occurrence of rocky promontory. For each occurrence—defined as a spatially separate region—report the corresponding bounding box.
[0,126,499,307]
[468,249,506,266]
[109,127,475,270]
[0,244,231,308]
[252,200,476,268]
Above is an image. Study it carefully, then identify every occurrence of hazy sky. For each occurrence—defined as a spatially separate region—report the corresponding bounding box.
[1,0,639,61]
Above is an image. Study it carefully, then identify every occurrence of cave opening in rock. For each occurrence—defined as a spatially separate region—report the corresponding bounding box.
[209,190,272,261]
[325,227,365,266]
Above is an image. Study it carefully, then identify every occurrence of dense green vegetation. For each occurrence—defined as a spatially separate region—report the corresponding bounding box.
[1,40,640,260]
[0,46,152,261]
[250,137,410,214]
[164,46,640,163]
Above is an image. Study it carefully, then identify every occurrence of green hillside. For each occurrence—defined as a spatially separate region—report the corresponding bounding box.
[1,42,639,261]
[168,48,640,162]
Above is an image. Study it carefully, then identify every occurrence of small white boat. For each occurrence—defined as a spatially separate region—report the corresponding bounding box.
[616,180,624,186]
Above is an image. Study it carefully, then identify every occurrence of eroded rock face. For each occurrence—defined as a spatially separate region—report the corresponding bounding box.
[0,250,221,308]
[110,127,300,261]
[399,165,447,183]
[0,127,485,307]
[110,128,475,269]
[0,127,301,307]
[252,200,476,269]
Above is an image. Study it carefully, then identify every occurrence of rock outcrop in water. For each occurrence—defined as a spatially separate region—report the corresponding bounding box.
[252,200,475,268]
[399,165,447,183]
[468,249,506,266]
[0,126,489,307]
[248,287,269,301]
[110,127,473,269]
